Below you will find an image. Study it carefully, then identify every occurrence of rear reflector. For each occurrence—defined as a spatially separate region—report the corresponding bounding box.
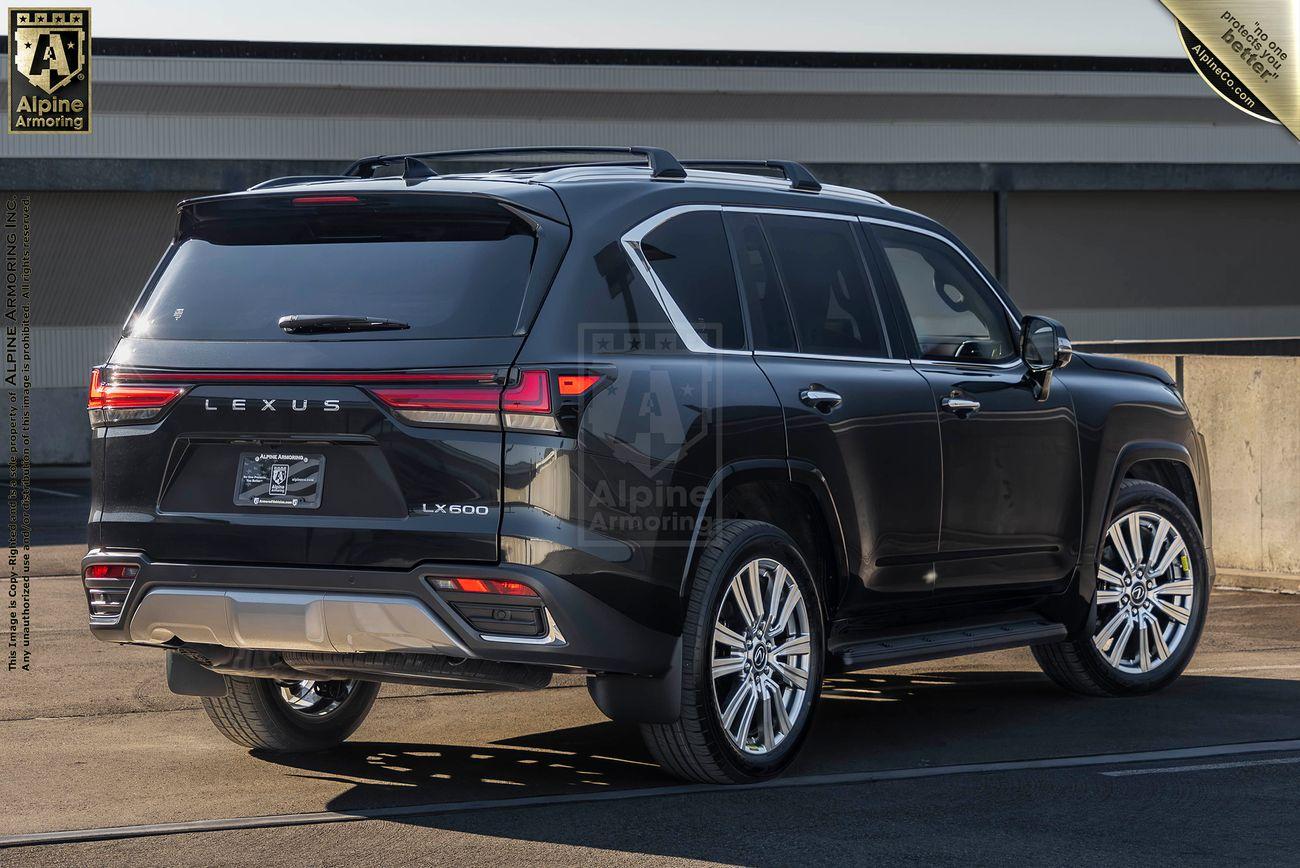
[87,368,186,426]
[84,563,140,580]
[431,577,539,597]
[83,562,141,621]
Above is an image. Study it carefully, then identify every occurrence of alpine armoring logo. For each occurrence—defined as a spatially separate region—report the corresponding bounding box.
[8,8,91,133]
[1178,22,1279,124]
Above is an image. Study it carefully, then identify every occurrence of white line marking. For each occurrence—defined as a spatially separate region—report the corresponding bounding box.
[1102,757,1300,777]
[3,738,1298,849]
[30,486,84,499]
[1187,663,1300,674]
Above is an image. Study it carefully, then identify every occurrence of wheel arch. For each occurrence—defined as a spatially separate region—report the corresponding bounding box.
[678,459,849,618]
[1059,439,1212,634]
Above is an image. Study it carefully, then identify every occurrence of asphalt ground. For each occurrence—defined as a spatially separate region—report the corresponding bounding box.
[3,480,1298,865]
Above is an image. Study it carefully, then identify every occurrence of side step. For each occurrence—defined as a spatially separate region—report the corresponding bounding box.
[836,617,1067,671]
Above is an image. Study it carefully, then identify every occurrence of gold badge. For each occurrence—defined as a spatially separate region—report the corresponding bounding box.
[1162,1,1297,138]
[7,7,91,133]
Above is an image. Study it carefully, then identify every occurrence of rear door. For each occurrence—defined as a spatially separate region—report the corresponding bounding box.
[93,190,568,569]
[728,209,941,618]
[866,221,1082,591]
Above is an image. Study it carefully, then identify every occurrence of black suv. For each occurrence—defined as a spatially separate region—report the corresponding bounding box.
[84,146,1213,784]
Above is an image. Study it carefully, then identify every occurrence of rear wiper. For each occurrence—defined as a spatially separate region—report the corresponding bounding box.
[278,314,411,335]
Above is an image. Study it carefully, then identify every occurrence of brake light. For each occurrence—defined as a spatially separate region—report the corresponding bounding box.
[370,369,555,428]
[501,370,551,414]
[431,577,539,597]
[292,195,359,205]
[87,368,186,426]
[370,384,503,413]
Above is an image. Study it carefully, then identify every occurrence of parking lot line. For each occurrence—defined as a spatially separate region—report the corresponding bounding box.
[5,737,1299,850]
[1101,757,1300,777]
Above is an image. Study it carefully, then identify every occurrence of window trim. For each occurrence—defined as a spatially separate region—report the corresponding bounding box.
[861,216,1024,370]
[622,204,902,363]
[623,204,751,356]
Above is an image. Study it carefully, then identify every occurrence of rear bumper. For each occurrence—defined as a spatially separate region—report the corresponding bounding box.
[83,549,677,676]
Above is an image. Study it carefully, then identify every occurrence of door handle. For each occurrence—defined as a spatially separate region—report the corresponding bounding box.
[800,388,843,413]
[941,396,981,417]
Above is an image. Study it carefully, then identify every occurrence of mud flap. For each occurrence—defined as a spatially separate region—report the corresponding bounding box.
[587,639,682,724]
[166,649,229,697]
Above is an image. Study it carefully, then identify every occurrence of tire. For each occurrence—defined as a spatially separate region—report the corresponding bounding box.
[1034,479,1210,697]
[201,675,380,752]
[641,519,825,784]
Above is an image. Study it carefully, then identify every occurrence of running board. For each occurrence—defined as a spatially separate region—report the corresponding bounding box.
[837,617,1067,671]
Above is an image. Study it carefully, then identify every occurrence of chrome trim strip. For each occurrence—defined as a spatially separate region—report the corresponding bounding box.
[754,350,910,365]
[478,608,568,646]
[622,204,721,355]
[723,205,859,222]
[127,587,467,655]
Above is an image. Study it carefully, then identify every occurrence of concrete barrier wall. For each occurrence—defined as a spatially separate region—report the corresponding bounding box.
[1122,354,1300,579]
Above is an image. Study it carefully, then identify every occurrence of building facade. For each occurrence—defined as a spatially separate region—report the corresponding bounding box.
[3,40,1299,464]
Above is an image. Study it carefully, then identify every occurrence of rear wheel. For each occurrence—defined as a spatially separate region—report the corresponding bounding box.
[641,520,824,783]
[1034,479,1209,696]
[201,675,380,752]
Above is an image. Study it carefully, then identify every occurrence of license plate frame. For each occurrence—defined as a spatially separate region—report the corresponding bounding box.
[233,451,326,510]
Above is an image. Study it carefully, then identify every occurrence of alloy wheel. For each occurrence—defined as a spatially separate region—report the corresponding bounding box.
[276,679,357,717]
[1093,510,1195,674]
[711,557,813,755]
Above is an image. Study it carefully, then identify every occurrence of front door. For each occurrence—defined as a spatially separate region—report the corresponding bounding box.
[725,210,941,618]
[868,222,1082,591]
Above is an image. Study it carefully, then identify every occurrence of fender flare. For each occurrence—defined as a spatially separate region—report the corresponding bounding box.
[1100,440,1197,542]
[677,458,850,598]
[1055,439,1201,635]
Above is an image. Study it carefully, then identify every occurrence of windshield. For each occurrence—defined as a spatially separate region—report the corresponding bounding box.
[129,197,537,341]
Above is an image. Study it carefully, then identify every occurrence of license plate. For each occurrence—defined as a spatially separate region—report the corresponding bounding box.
[234,451,325,509]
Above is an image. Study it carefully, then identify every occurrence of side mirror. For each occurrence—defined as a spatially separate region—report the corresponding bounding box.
[1021,315,1072,372]
[1020,315,1072,400]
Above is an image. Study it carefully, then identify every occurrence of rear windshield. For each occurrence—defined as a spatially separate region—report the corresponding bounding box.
[128,195,537,341]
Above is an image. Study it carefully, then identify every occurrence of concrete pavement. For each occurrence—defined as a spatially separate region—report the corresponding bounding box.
[3,483,1299,864]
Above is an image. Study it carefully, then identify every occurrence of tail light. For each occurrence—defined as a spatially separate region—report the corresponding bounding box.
[87,367,186,427]
[83,562,140,622]
[372,368,603,433]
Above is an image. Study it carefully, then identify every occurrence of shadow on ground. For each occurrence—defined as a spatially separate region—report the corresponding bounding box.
[261,668,1300,830]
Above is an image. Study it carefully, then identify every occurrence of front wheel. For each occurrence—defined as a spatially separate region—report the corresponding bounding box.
[1034,479,1210,696]
[201,675,380,752]
[641,520,824,784]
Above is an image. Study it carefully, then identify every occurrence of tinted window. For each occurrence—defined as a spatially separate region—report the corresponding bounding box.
[724,212,795,351]
[130,197,537,341]
[642,210,746,350]
[759,214,888,358]
[876,226,1015,363]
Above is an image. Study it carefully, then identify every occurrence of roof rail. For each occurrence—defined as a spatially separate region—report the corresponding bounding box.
[679,160,822,192]
[247,175,351,190]
[343,146,687,180]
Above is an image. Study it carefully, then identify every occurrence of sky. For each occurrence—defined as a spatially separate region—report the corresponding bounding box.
[92,0,1185,57]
